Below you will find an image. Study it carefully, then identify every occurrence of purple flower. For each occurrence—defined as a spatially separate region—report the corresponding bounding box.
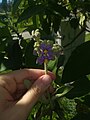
[36,55,45,64]
[36,43,55,64]
[40,43,52,50]
[33,39,62,65]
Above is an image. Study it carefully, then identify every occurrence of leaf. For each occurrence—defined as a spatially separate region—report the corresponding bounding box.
[41,17,51,35]
[82,94,90,107]
[24,40,36,68]
[35,105,42,119]
[71,114,90,120]
[57,55,65,70]
[0,14,8,25]
[81,1,90,12]
[66,76,90,98]
[70,18,79,29]
[12,0,22,14]
[55,84,73,98]
[71,99,90,120]
[0,53,5,65]
[48,1,70,17]
[5,40,23,70]
[52,15,61,32]
[62,41,90,83]
[24,40,43,69]
[53,100,65,120]
[0,26,11,39]
[0,40,7,52]
[17,4,46,23]
[47,59,57,71]
[54,74,62,85]
[28,0,35,6]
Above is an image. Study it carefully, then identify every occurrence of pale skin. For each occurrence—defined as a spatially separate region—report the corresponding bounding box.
[0,69,55,120]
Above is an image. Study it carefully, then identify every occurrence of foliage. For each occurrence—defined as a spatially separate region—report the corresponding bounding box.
[0,0,90,119]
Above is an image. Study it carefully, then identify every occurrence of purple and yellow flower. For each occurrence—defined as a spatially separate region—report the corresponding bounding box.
[32,29,62,68]
[36,42,54,64]
[33,40,62,64]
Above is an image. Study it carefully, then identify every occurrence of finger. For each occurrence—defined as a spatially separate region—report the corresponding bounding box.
[12,83,27,100]
[7,69,55,83]
[12,89,27,101]
[48,85,55,94]
[16,74,54,111]
[0,69,55,95]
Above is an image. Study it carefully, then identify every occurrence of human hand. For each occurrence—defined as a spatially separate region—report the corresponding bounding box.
[0,69,55,120]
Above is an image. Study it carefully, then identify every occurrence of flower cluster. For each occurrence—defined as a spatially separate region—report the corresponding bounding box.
[31,29,62,65]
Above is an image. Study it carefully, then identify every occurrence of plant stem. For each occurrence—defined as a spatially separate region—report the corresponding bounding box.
[44,60,48,74]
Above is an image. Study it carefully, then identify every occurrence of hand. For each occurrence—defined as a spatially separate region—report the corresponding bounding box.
[0,69,55,120]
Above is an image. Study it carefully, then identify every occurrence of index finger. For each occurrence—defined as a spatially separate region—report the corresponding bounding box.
[6,69,55,83]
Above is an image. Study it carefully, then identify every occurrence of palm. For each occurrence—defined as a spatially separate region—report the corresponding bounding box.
[0,69,46,112]
[0,78,27,112]
[0,69,55,120]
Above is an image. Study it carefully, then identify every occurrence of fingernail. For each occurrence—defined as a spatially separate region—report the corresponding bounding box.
[41,75,52,86]
[32,75,52,95]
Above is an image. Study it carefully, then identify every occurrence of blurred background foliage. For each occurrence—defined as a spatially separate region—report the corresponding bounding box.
[0,0,90,119]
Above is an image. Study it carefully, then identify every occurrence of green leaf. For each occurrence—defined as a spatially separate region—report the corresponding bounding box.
[0,14,8,25]
[70,18,79,29]
[53,100,65,119]
[54,74,62,85]
[0,27,12,44]
[57,55,65,70]
[71,99,90,120]
[71,113,90,120]
[66,76,90,98]
[35,105,42,119]
[55,85,73,98]
[0,40,7,52]
[81,1,90,12]
[0,53,5,65]
[41,17,51,35]
[17,4,46,23]
[47,59,57,71]
[5,40,23,70]
[24,40,43,69]
[24,40,36,68]
[49,1,70,18]
[62,41,90,83]
[52,15,61,32]
[82,94,90,108]
[12,0,22,14]
[28,0,35,6]
[0,26,11,39]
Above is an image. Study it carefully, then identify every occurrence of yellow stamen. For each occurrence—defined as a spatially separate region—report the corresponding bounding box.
[44,49,48,54]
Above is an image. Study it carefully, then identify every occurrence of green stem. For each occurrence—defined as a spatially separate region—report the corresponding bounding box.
[44,61,48,74]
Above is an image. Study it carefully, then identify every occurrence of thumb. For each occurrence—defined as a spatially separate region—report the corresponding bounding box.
[17,74,53,111]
